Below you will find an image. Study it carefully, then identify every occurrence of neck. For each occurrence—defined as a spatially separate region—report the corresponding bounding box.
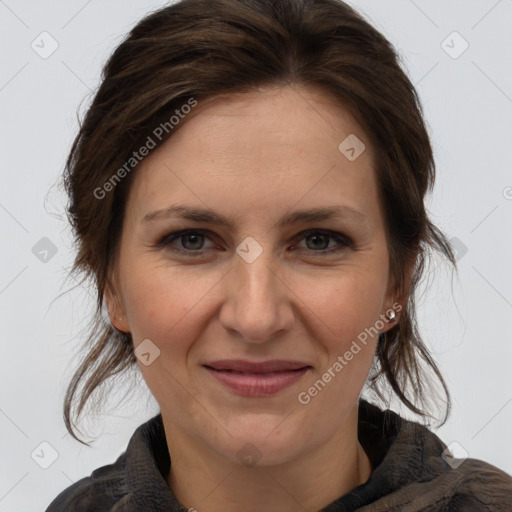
[163,404,372,512]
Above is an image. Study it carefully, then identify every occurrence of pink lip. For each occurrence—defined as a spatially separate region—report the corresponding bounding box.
[203,362,311,396]
[202,359,310,373]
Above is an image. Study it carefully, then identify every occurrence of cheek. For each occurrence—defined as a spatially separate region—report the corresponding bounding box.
[304,269,386,339]
[121,262,219,346]
[120,266,219,401]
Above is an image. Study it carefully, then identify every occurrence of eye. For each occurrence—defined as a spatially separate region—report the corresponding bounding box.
[292,229,352,256]
[155,228,352,257]
[157,229,214,257]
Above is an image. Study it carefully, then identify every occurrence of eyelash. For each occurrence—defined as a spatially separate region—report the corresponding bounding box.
[156,229,353,258]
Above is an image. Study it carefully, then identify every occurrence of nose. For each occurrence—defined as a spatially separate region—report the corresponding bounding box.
[218,243,295,344]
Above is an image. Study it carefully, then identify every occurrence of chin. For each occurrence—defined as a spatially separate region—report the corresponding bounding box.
[208,416,307,467]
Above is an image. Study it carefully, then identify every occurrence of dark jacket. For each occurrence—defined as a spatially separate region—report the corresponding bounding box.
[45,400,512,511]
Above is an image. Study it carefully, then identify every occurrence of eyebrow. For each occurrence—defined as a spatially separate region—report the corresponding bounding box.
[142,204,368,228]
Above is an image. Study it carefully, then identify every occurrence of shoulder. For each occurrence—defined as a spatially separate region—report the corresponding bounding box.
[357,401,512,511]
[442,457,512,511]
[44,413,171,512]
[44,454,128,511]
[403,418,512,510]
[399,421,512,510]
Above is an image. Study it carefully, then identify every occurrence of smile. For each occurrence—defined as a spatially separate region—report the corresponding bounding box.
[203,366,310,396]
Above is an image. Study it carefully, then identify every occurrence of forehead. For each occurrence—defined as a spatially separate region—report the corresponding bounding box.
[125,85,380,228]
[163,84,373,165]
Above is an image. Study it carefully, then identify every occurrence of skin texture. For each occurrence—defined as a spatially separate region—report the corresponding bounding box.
[105,85,411,512]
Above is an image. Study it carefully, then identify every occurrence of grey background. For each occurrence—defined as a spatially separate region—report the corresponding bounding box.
[1,0,511,510]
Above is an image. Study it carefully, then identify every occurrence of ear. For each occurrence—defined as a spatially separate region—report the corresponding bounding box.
[381,257,415,333]
[104,281,130,333]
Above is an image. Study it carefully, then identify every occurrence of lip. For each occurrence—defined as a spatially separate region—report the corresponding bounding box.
[202,360,312,396]
[202,359,310,373]
[204,367,310,396]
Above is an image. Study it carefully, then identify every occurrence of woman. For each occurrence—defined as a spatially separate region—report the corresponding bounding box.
[45,0,512,510]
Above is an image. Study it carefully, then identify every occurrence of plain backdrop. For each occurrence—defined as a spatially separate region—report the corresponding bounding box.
[1,0,511,510]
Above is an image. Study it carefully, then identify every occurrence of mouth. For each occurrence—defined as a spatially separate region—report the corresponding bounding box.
[202,359,311,373]
[202,363,311,396]
[206,368,305,375]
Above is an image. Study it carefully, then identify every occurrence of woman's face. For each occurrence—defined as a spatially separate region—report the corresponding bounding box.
[107,85,399,467]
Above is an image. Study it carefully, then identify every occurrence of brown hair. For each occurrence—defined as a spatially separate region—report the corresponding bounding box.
[61,0,457,445]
